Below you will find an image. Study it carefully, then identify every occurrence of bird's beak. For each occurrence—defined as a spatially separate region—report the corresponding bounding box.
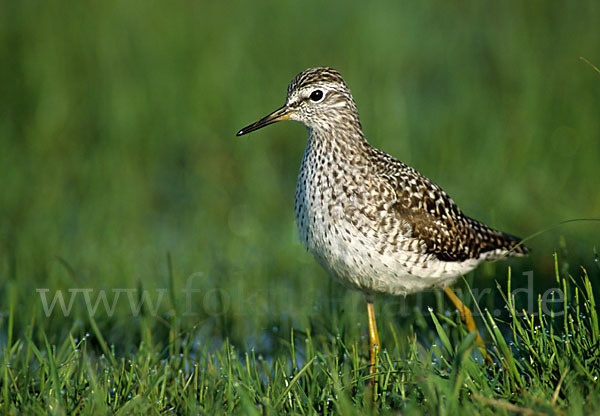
[236,105,291,136]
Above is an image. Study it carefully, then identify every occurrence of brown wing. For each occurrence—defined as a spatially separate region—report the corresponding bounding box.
[374,153,528,262]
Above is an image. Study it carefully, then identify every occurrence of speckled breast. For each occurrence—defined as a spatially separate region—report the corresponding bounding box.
[293,135,479,296]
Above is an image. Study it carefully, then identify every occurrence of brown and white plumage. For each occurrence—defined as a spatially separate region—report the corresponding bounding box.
[238,66,528,296]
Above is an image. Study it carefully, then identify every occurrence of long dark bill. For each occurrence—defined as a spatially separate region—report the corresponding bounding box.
[236,105,290,136]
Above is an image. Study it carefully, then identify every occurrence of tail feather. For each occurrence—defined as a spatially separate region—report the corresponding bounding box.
[482,232,529,260]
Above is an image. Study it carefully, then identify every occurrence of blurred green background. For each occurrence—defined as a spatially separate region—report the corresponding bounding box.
[1,0,598,351]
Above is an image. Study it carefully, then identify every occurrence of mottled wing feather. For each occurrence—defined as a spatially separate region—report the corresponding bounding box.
[371,150,528,262]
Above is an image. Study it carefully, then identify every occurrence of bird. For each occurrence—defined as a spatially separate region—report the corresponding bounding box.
[237,67,528,372]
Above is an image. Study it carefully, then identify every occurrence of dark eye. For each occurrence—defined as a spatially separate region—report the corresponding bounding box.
[310,90,324,102]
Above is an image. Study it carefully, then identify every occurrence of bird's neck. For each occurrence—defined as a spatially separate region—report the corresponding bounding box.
[307,118,370,158]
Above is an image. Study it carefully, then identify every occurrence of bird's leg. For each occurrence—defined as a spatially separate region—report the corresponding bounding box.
[443,286,479,334]
[366,296,380,375]
[443,286,491,363]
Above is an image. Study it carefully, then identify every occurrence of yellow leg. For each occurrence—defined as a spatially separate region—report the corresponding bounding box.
[443,286,491,364]
[366,298,380,375]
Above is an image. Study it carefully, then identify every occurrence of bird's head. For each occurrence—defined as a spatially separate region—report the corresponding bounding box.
[237,67,360,136]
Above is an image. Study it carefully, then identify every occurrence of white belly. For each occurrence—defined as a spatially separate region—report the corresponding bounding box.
[295,166,482,296]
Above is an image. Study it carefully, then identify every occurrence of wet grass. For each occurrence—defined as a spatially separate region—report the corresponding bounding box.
[2,257,599,414]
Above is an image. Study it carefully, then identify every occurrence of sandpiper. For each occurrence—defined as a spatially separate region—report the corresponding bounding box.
[237,67,528,371]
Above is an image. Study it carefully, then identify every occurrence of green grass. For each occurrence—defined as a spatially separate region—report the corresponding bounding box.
[1,258,599,414]
[1,0,600,413]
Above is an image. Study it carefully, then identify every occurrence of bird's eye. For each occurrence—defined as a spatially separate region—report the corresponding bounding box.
[310,90,324,102]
